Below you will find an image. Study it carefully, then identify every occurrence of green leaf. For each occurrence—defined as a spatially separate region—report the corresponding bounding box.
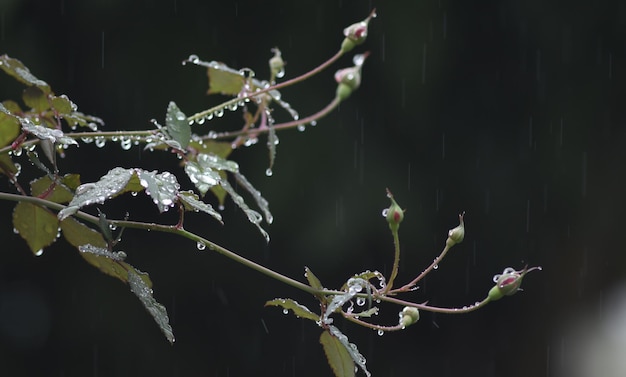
[21,122,78,146]
[206,62,245,96]
[233,171,272,224]
[30,174,79,204]
[320,330,355,377]
[265,298,319,322]
[0,107,20,148]
[128,268,175,344]
[305,267,324,290]
[165,101,191,149]
[178,190,223,223]
[79,244,126,261]
[60,217,152,288]
[220,179,269,242]
[22,86,50,112]
[184,156,224,196]
[50,95,74,115]
[325,325,370,377]
[58,167,135,220]
[0,55,51,93]
[12,202,59,255]
[2,100,22,113]
[138,170,179,213]
[0,153,17,177]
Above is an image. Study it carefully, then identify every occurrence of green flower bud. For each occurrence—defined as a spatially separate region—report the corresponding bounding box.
[336,83,353,101]
[487,265,542,301]
[334,53,368,102]
[399,306,420,327]
[445,212,465,247]
[269,47,285,81]
[384,189,404,232]
[341,9,377,53]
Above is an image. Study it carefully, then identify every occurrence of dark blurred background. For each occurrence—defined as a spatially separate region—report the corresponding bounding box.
[1,0,625,376]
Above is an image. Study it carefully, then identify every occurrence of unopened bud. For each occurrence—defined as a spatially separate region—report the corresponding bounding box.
[334,53,368,102]
[487,265,542,301]
[384,189,404,232]
[341,9,377,53]
[445,212,465,247]
[269,47,285,80]
[399,306,420,327]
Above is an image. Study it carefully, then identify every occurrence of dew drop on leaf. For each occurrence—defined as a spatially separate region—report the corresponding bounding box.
[35,249,44,256]
[265,168,273,177]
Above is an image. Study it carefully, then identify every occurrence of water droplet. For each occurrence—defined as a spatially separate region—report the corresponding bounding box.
[377,329,384,336]
[95,137,106,148]
[131,191,138,197]
[109,224,117,231]
[196,241,206,251]
[282,308,289,315]
[197,117,205,125]
[297,124,306,132]
[215,109,224,118]
[187,54,200,64]
[81,137,94,143]
[120,137,132,150]
[356,297,366,306]
[13,147,22,156]
[381,208,389,217]
[310,120,317,126]
[35,249,44,257]
[265,168,273,177]
[175,111,186,121]
[433,263,439,270]
[13,228,19,234]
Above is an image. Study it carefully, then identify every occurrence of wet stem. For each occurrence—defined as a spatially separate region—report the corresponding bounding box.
[0,192,492,321]
[382,228,401,294]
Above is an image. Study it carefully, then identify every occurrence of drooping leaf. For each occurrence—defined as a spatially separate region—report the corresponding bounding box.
[265,298,319,322]
[138,170,179,213]
[324,278,369,324]
[320,330,355,377]
[206,62,246,96]
[233,171,272,224]
[178,190,222,223]
[0,55,51,93]
[58,167,134,220]
[220,179,269,242]
[12,202,59,255]
[327,325,370,377]
[22,86,50,112]
[60,217,152,287]
[30,174,79,204]
[128,268,175,344]
[78,244,126,261]
[266,122,278,174]
[165,101,191,149]
[63,112,104,130]
[21,121,78,146]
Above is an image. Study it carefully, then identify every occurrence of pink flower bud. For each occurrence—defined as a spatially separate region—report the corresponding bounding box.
[341,9,377,53]
[487,265,542,301]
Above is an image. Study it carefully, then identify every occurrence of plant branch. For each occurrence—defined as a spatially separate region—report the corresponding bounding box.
[382,228,401,294]
[391,244,452,294]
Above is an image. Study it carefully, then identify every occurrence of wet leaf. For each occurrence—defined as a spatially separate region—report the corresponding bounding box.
[22,86,50,112]
[30,174,78,204]
[50,95,74,115]
[2,100,22,114]
[320,330,355,377]
[21,122,78,146]
[60,217,152,287]
[138,170,179,213]
[0,104,20,148]
[0,55,51,93]
[178,190,222,223]
[305,267,324,291]
[78,244,126,261]
[220,179,269,242]
[233,171,272,224]
[0,153,17,177]
[206,62,245,96]
[189,142,234,206]
[165,101,190,149]
[184,156,224,196]
[12,202,59,255]
[128,268,175,344]
[58,167,134,220]
[265,298,319,321]
[326,325,370,377]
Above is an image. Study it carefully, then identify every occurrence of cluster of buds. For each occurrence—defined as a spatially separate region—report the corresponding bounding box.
[488,265,542,301]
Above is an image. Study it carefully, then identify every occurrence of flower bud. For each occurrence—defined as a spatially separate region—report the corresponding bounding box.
[334,53,368,102]
[445,212,465,247]
[399,306,420,327]
[384,189,404,232]
[269,47,285,80]
[341,9,377,53]
[487,265,542,301]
